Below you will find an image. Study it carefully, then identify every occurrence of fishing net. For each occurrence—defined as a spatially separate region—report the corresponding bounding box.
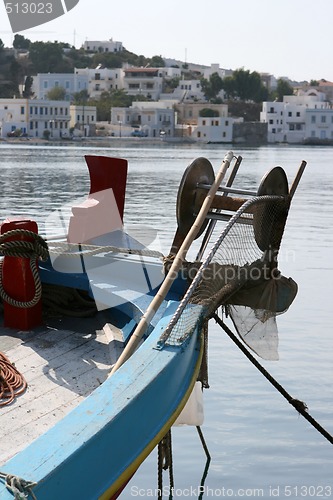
[159,194,297,362]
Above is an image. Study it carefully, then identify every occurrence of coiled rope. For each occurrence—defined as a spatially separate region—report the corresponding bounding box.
[0,352,27,407]
[0,229,49,308]
[213,312,333,446]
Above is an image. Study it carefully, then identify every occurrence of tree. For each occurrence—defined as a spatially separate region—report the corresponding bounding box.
[200,72,223,101]
[275,78,294,101]
[46,86,66,100]
[199,108,219,117]
[22,76,34,98]
[13,35,31,50]
[221,68,268,102]
[0,39,4,52]
[73,89,89,105]
[29,41,72,73]
[150,55,165,67]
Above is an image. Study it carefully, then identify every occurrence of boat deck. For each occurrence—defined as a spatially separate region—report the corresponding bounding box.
[0,313,121,466]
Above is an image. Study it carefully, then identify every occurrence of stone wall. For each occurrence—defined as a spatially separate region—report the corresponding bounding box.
[233,122,267,144]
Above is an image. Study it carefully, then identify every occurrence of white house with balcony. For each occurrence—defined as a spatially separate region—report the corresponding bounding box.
[75,67,121,99]
[122,68,163,100]
[0,98,70,138]
[111,101,175,138]
[260,90,330,143]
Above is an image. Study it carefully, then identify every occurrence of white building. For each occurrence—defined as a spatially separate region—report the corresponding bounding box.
[0,98,70,139]
[75,67,121,98]
[195,116,243,143]
[83,39,123,53]
[111,101,175,138]
[31,73,88,100]
[260,90,330,143]
[175,103,228,125]
[122,68,163,100]
[70,105,97,137]
[203,63,230,80]
[305,108,333,143]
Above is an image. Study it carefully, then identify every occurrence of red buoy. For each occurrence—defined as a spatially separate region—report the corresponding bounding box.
[0,218,42,330]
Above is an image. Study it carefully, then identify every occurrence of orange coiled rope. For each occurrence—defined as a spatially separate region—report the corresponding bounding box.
[0,352,27,407]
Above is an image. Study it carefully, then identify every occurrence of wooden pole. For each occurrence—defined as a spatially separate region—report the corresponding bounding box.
[110,151,234,375]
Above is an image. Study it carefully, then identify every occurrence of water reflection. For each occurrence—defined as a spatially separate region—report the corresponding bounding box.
[1,143,332,498]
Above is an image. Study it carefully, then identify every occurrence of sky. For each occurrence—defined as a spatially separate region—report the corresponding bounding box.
[1,0,333,83]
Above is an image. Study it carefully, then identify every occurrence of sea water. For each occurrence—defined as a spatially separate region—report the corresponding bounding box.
[0,142,332,499]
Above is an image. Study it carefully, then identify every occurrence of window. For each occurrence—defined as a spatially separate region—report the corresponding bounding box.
[269,107,274,113]
[225,120,229,126]
[311,115,316,123]
[55,81,59,87]
[20,107,24,114]
[202,120,206,126]
[321,115,326,123]
[40,107,43,115]
[296,112,300,117]
[77,115,80,121]
[43,81,48,89]
[65,81,70,89]
[44,121,48,129]
[30,106,33,114]
[288,112,292,117]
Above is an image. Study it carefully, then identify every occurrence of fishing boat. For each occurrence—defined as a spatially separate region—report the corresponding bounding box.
[0,151,306,499]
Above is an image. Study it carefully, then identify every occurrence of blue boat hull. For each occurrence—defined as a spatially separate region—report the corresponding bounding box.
[0,301,203,499]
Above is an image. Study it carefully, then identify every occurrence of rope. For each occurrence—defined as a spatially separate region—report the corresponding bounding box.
[0,352,27,407]
[0,230,49,309]
[0,472,37,500]
[213,312,333,446]
[157,430,174,500]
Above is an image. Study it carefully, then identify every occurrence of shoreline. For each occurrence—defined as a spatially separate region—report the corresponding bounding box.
[0,136,197,147]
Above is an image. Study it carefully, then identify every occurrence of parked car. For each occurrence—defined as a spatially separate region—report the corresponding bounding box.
[131,130,148,137]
